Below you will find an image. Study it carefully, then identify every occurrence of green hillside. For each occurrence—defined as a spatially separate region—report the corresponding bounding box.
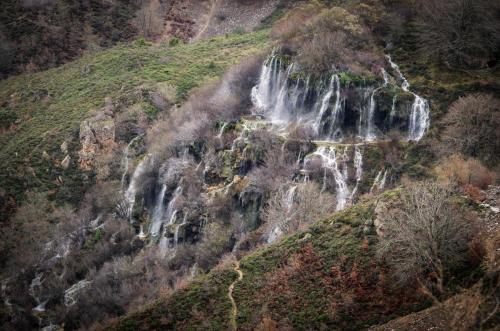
[108,193,436,331]
[0,30,269,211]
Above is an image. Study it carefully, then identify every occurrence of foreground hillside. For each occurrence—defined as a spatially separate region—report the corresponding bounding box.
[108,189,496,330]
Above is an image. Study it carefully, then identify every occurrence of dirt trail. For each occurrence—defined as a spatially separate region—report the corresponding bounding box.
[192,0,220,42]
[228,260,243,331]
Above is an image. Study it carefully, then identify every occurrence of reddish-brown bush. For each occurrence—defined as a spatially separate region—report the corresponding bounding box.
[435,155,495,190]
[442,94,500,167]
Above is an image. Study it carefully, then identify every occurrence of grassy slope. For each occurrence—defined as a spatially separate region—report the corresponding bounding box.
[0,30,269,208]
[108,194,428,331]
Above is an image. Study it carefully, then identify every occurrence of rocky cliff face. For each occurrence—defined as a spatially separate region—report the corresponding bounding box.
[78,103,116,171]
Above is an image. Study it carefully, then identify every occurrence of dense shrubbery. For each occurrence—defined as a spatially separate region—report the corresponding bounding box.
[377,182,476,300]
[441,94,500,167]
[435,155,495,192]
[415,0,500,69]
[272,4,382,75]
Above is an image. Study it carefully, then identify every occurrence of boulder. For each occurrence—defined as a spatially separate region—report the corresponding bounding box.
[61,155,71,169]
[78,111,115,171]
[60,141,68,154]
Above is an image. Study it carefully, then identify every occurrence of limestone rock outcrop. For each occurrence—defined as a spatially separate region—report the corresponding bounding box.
[78,110,115,171]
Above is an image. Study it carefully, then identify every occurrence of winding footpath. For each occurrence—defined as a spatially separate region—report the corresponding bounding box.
[192,0,220,41]
[228,260,243,331]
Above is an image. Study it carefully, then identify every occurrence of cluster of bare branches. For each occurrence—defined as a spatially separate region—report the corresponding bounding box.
[416,0,500,68]
[441,94,500,167]
[377,182,474,301]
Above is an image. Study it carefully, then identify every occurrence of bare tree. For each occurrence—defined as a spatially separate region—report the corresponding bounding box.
[416,0,500,68]
[377,182,473,301]
[264,182,335,239]
[442,94,500,167]
[134,0,164,38]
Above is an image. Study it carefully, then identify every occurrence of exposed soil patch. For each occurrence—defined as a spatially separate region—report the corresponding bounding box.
[194,0,279,40]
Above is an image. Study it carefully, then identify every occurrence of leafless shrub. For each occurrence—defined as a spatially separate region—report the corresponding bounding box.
[8,192,56,269]
[273,6,382,75]
[263,182,335,238]
[147,55,261,159]
[134,0,164,38]
[248,145,298,193]
[271,3,324,45]
[416,0,500,68]
[377,182,474,301]
[442,94,500,167]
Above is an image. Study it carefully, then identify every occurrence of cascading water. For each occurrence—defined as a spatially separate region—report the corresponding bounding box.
[150,184,167,236]
[307,147,350,211]
[370,169,388,193]
[386,55,430,141]
[217,122,228,140]
[120,136,142,190]
[315,74,341,137]
[29,273,44,312]
[124,155,151,221]
[371,69,390,140]
[252,54,430,143]
[407,95,430,141]
[350,146,363,199]
[64,280,91,307]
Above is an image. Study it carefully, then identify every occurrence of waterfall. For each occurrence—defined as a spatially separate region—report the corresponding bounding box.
[370,170,388,193]
[167,186,182,224]
[64,280,91,307]
[285,185,297,211]
[362,68,389,141]
[251,53,430,143]
[124,155,151,221]
[150,184,167,236]
[314,75,335,133]
[138,224,147,240]
[386,55,430,141]
[350,146,363,199]
[273,63,294,121]
[267,226,283,244]
[308,147,350,211]
[386,55,410,92]
[29,273,44,312]
[120,136,142,190]
[407,95,430,141]
[251,56,278,112]
[217,122,228,140]
[389,95,397,125]
[158,227,169,256]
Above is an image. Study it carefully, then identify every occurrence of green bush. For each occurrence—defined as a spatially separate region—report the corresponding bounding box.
[169,37,180,47]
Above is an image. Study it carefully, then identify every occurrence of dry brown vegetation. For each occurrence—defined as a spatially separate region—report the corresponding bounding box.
[377,182,476,301]
[134,0,165,38]
[415,0,500,68]
[441,94,500,167]
[271,4,383,75]
[435,155,496,193]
